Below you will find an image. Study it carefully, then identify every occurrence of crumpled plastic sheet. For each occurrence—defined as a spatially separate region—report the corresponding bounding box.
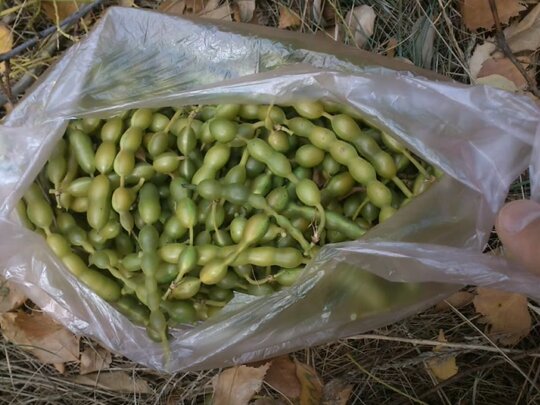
[0,7,539,371]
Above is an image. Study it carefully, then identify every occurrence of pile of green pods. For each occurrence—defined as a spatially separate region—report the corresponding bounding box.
[18,101,440,349]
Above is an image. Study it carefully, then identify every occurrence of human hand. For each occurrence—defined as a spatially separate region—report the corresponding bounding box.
[496,199,540,274]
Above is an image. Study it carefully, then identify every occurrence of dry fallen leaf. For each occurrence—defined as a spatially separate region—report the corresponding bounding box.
[80,346,112,375]
[474,287,531,345]
[73,371,151,394]
[426,330,459,381]
[159,0,186,15]
[264,356,301,399]
[476,74,519,91]
[386,38,398,57]
[0,24,13,74]
[200,4,232,21]
[295,360,323,405]
[119,0,135,7]
[278,6,301,30]
[0,311,79,364]
[461,0,526,31]
[0,277,26,313]
[435,291,475,312]
[345,5,376,48]
[468,40,496,80]
[41,1,83,22]
[213,363,270,405]
[477,57,531,89]
[232,0,255,23]
[322,378,353,405]
[505,3,540,52]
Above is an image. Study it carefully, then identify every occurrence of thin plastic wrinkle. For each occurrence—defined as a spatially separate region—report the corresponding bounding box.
[0,7,539,371]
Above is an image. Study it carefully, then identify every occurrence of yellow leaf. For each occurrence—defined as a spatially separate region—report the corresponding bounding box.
[159,0,186,15]
[468,40,496,80]
[476,74,519,91]
[278,6,301,30]
[295,360,323,405]
[477,57,531,89]
[79,346,112,375]
[212,364,270,405]
[0,277,26,313]
[473,287,531,345]
[0,311,79,364]
[264,356,301,399]
[0,24,13,74]
[232,0,255,23]
[72,371,151,394]
[345,5,376,48]
[41,1,85,23]
[435,291,475,312]
[505,3,540,52]
[119,0,135,7]
[426,330,459,381]
[461,0,526,31]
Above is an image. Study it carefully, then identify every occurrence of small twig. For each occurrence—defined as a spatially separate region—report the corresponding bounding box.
[0,60,15,107]
[488,0,540,97]
[349,334,540,357]
[0,0,105,63]
[347,354,429,405]
[414,351,538,402]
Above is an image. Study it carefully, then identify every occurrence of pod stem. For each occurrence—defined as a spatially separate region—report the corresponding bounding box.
[189,227,194,246]
[244,273,273,286]
[164,110,183,134]
[392,176,413,198]
[313,204,326,243]
[352,196,370,221]
[163,268,188,300]
[322,112,333,120]
[401,150,431,178]
[211,201,219,234]
[204,299,227,307]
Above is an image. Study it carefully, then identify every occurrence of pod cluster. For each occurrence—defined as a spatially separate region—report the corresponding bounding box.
[19,102,440,348]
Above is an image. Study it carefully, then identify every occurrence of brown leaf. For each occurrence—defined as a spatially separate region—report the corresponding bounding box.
[322,378,353,405]
[0,24,13,74]
[468,40,496,80]
[505,3,540,52]
[212,364,270,405]
[476,74,519,91]
[41,1,83,22]
[72,371,151,394]
[252,399,286,405]
[322,25,344,42]
[119,0,135,7]
[435,291,475,312]
[345,5,376,48]
[461,0,526,31]
[159,0,186,15]
[0,277,27,313]
[80,346,112,375]
[0,312,79,364]
[295,360,323,405]
[264,356,301,399]
[478,57,531,89]
[232,0,255,22]
[185,0,206,14]
[53,362,66,374]
[426,330,459,381]
[278,6,301,30]
[200,4,232,21]
[473,288,531,345]
[386,38,398,57]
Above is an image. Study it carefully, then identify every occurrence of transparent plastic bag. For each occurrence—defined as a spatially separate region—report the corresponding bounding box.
[0,7,539,371]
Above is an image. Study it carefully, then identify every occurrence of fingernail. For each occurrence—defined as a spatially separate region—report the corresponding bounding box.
[498,200,540,235]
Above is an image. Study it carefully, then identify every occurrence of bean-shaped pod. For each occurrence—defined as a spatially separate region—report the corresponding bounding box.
[68,129,95,175]
[87,175,112,230]
[138,183,161,225]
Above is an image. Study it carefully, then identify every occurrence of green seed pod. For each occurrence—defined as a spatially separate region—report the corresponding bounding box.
[274,267,304,286]
[150,113,170,133]
[295,144,325,168]
[161,300,197,324]
[138,183,161,225]
[292,100,325,119]
[322,154,341,176]
[139,224,160,252]
[215,104,241,120]
[175,197,197,229]
[199,259,228,285]
[177,126,197,156]
[267,130,290,153]
[46,233,71,258]
[113,150,135,178]
[266,186,289,212]
[239,104,260,120]
[229,216,246,244]
[119,127,144,152]
[210,118,238,143]
[87,175,112,230]
[153,152,181,173]
[68,130,95,175]
[147,131,170,157]
[130,108,153,130]
[101,117,124,143]
[95,141,117,174]
[295,179,321,207]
